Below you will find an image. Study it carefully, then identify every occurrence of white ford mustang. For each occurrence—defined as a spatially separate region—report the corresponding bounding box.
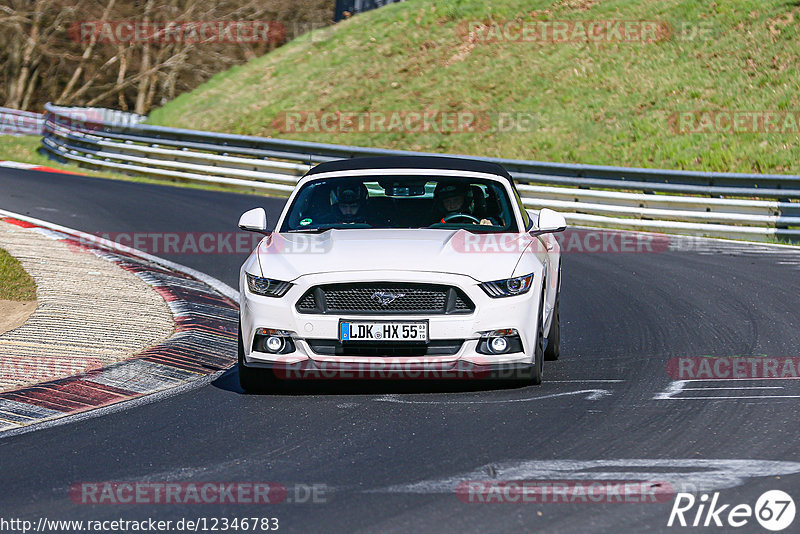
[236,156,565,390]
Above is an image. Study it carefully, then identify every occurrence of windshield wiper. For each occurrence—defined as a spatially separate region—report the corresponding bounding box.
[286,227,331,234]
[463,227,504,234]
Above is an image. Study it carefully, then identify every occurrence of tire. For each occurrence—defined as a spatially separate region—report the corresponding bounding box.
[544,295,560,361]
[530,302,545,385]
[512,288,545,386]
[237,317,272,393]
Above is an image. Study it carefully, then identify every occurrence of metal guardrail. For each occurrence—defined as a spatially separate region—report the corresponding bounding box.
[0,106,45,135]
[15,103,794,241]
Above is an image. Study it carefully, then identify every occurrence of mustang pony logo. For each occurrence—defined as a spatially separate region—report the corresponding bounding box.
[371,291,406,306]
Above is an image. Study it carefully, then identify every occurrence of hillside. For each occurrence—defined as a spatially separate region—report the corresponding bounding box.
[147,0,800,174]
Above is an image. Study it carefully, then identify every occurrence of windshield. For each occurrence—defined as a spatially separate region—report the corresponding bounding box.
[280,176,519,233]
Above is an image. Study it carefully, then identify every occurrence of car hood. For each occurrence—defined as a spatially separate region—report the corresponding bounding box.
[254,229,532,282]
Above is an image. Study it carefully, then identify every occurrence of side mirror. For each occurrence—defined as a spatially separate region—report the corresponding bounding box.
[526,209,539,228]
[238,208,269,234]
[531,208,567,235]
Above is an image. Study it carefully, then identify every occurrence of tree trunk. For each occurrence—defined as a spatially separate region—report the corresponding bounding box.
[134,0,155,115]
[57,0,117,104]
[116,44,129,110]
[20,63,39,111]
[8,0,44,109]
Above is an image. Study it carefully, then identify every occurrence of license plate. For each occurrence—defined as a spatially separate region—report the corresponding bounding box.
[340,321,428,342]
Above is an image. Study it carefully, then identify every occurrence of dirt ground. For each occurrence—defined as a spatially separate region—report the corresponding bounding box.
[0,299,36,335]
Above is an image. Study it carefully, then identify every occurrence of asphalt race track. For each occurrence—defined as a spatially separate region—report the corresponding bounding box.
[2,168,800,533]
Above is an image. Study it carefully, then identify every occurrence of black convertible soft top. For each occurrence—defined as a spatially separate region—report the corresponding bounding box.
[305,156,514,183]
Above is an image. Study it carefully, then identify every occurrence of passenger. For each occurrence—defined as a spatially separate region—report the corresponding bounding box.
[432,181,492,225]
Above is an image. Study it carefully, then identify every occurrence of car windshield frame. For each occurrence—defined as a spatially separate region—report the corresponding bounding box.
[278,174,521,234]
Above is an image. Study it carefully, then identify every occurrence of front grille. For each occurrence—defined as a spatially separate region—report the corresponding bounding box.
[328,286,445,312]
[297,292,317,310]
[296,283,474,315]
[307,339,463,357]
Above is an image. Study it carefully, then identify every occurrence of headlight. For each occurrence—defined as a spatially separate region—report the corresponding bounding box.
[246,273,292,297]
[479,273,534,298]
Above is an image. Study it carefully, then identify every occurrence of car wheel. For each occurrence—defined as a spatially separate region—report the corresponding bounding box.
[238,317,270,393]
[544,295,560,361]
[530,300,545,385]
[512,287,545,386]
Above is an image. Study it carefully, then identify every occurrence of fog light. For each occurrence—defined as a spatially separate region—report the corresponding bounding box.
[489,337,509,354]
[265,336,285,353]
[476,331,523,356]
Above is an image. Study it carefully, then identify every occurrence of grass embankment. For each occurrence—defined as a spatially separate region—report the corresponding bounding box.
[147,0,800,175]
[0,247,36,301]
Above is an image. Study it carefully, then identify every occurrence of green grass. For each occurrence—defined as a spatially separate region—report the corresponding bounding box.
[147,0,800,175]
[0,247,36,301]
[0,136,118,178]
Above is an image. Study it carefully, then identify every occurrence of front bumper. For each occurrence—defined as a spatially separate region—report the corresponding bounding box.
[240,270,542,378]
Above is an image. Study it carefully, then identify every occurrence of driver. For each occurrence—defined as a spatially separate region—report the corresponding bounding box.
[433,181,491,225]
[324,182,370,224]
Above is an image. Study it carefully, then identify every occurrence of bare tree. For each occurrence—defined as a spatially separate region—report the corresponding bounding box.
[56,0,117,104]
[0,0,334,113]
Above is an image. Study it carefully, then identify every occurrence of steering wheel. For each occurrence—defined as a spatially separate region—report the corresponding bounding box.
[442,213,481,224]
